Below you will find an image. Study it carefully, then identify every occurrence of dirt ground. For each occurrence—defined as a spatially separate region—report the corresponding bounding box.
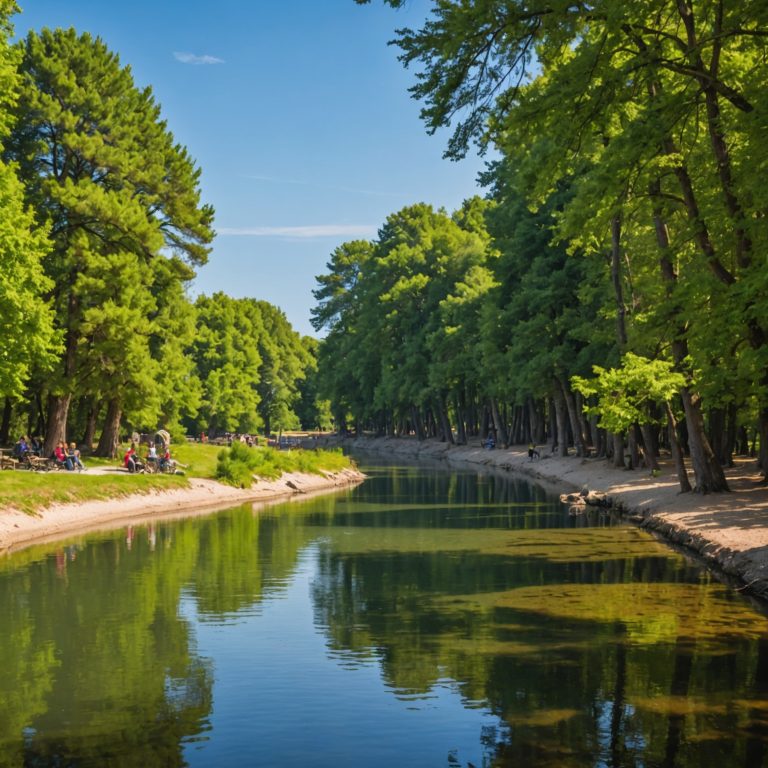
[337,435,768,602]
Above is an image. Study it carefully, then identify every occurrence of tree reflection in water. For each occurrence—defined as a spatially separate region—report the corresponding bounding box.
[0,462,766,767]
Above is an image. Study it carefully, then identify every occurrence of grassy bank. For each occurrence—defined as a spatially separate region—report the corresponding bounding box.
[215,442,350,487]
[1,442,353,513]
[0,471,189,515]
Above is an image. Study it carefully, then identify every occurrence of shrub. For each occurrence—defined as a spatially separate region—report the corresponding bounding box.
[215,444,350,488]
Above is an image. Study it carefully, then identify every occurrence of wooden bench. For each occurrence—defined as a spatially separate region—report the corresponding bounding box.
[0,454,18,470]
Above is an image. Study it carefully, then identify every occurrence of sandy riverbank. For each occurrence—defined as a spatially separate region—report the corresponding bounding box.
[330,435,768,602]
[0,467,365,555]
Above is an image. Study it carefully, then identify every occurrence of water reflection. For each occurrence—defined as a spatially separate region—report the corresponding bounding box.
[0,460,765,767]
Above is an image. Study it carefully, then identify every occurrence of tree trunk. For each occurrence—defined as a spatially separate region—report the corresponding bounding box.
[94,397,122,458]
[560,378,587,457]
[680,387,729,492]
[759,407,768,476]
[611,432,624,469]
[0,397,11,446]
[627,425,639,470]
[552,385,569,458]
[411,406,425,441]
[639,422,660,471]
[610,213,628,347]
[724,402,737,468]
[489,397,508,447]
[665,401,692,493]
[44,393,71,458]
[436,398,454,444]
[34,393,47,438]
[649,177,728,493]
[453,396,467,445]
[82,399,99,452]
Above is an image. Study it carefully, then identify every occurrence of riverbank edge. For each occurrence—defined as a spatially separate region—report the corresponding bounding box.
[327,435,768,602]
[0,467,366,555]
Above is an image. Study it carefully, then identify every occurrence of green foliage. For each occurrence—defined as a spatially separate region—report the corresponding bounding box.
[215,442,350,489]
[189,295,315,436]
[6,27,214,448]
[0,5,58,399]
[572,353,685,433]
[314,200,494,430]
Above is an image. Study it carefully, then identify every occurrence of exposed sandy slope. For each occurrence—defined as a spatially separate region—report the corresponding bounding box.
[335,435,768,601]
[0,467,365,555]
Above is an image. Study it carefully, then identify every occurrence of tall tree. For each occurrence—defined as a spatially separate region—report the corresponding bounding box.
[0,3,57,406]
[6,28,214,455]
[359,0,768,488]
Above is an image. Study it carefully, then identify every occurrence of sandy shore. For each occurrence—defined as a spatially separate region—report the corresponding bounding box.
[331,435,768,602]
[0,467,365,555]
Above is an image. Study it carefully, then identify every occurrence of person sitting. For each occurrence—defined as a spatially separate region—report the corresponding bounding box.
[53,441,72,470]
[123,442,143,473]
[30,436,44,456]
[13,435,30,460]
[528,442,540,461]
[484,434,495,450]
[159,446,173,473]
[145,442,158,469]
[67,442,85,471]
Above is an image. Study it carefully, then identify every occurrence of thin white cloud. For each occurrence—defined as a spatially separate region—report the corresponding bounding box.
[218,224,377,239]
[245,173,401,199]
[174,51,224,65]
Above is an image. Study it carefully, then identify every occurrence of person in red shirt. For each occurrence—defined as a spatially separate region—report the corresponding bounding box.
[123,443,142,473]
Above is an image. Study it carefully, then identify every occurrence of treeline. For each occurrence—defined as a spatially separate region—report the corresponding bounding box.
[0,14,324,456]
[315,0,768,493]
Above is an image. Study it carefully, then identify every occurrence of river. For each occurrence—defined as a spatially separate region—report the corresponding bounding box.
[0,459,767,767]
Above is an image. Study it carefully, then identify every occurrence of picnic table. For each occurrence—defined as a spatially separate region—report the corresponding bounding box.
[0,448,18,470]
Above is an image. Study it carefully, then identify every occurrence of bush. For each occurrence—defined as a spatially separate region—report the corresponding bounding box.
[215,443,350,488]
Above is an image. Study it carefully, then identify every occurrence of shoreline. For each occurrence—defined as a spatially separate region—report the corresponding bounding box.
[330,435,768,602]
[0,467,365,555]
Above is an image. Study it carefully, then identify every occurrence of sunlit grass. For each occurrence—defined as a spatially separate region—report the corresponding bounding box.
[0,442,354,513]
[215,442,353,488]
[169,441,221,478]
[0,471,188,514]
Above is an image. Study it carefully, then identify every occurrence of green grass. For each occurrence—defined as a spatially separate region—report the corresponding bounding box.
[216,442,352,488]
[0,442,353,514]
[168,441,222,478]
[0,471,188,515]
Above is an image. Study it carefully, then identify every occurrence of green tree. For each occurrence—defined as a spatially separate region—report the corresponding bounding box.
[0,3,57,409]
[6,28,214,455]
[361,0,768,488]
[253,301,312,435]
[191,293,263,435]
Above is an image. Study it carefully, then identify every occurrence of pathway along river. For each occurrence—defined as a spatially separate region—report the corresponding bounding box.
[1,458,767,767]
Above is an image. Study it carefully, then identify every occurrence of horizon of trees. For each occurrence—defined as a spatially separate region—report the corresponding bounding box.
[0,10,328,456]
[2,0,767,490]
[313,0,768,493]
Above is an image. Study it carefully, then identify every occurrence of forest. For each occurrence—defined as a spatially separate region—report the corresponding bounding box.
[0,10,327,458]
[1,0,767,495]
[314,0,768,493]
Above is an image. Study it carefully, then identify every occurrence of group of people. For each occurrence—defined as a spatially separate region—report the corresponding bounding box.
[13,435,85,470]
[13,434,43,459]
[53,441,85,471]
[123,441,173,474]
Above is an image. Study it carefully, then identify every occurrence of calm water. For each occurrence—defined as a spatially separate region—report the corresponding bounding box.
[1,461,767,767]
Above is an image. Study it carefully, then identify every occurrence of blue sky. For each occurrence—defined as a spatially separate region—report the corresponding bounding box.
[13,0,487,337]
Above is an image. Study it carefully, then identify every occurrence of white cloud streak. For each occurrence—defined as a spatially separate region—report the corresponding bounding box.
[218,224,377,239]
[174,51,224,65]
